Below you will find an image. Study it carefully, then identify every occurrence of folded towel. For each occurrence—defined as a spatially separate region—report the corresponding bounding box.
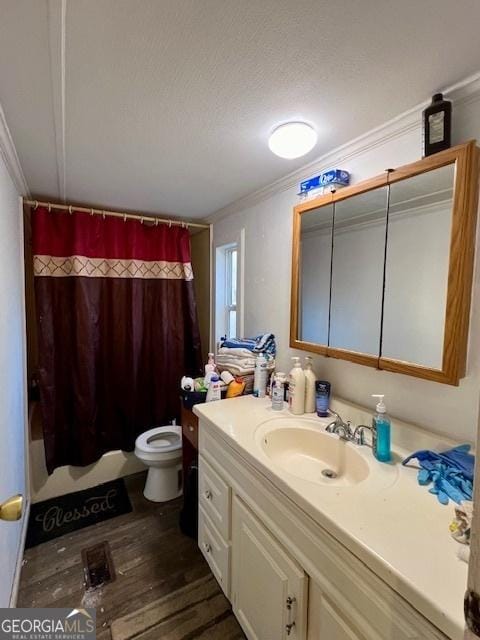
[220,333,276,356]
[218,347,257,358]
[216,355,256,369]
[402,444,474,505]
[217,363,255,376]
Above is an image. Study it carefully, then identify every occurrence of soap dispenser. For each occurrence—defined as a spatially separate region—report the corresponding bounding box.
[371,394,391,462]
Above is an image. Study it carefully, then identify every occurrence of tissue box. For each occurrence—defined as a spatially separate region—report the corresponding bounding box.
[299,174,322,194]
[321,169,350,187]
[299,170,350,197]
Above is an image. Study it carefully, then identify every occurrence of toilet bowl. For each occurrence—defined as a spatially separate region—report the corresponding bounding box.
[134,425,183,502]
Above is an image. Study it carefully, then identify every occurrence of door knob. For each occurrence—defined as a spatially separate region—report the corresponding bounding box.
[0,494,23,521]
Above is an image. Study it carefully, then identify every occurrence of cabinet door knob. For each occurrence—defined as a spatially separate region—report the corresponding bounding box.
[204,490,213,500]
[188,425,194,432]
[204,542,211,554]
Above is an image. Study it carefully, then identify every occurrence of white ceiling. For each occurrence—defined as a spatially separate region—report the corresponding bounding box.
[1,0,480,219]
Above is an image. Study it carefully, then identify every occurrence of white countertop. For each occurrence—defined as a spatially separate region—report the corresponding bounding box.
[194,395,468,640]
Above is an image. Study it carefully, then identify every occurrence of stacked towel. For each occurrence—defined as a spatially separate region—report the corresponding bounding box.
[216,346,275,376]
[402,444,474,505]
[220,333,276,356]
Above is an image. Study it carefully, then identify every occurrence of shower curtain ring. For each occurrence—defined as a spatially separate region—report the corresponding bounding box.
[69,206,73,214]
[48,204,51,212]
[141,216,144,224]
[34,201,38,210]
[102,211,106,220]
[155,218,158,226]
[90,209,94,216]
[123,213,127,222]
[169,220,172,228]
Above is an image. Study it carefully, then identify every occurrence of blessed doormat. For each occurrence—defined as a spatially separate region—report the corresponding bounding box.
[25,478,132,548]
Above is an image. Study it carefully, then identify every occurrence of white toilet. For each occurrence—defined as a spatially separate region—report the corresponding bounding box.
[134,425,183,502]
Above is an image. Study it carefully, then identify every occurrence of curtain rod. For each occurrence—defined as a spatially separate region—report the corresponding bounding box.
[22,198,210,229]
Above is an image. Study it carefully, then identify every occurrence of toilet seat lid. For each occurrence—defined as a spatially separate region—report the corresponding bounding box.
[135,425,182,454]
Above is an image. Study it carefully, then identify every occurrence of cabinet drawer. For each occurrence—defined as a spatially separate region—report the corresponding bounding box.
[181,406,198,449]
[199,456,231,539]
[198,506,230,598]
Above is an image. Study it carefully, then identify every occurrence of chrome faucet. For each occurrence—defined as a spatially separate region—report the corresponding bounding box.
[325,411,377,448]
[325,410,354,440]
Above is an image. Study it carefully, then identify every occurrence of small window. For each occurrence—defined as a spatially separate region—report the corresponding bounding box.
[215,236,243,343]
[225,246,237,338]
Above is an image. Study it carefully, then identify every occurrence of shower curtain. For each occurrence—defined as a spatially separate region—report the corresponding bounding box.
[32,206,202,474]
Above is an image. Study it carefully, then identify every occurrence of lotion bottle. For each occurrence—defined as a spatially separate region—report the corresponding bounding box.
[371,394,391,462]
[288,357,305,415]
[204,352,217,385]
[206,374,221,402]
[304,356,316,413]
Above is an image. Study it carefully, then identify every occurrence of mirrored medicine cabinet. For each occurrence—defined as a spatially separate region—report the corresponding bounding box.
[290,141,480,385]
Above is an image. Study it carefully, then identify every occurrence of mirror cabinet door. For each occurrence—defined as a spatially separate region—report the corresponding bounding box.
[329,186,389,355]
[298,204,334,344]
[381,164,455,369]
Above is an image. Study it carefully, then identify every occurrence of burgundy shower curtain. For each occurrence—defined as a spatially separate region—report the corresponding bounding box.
[32,206,202,474]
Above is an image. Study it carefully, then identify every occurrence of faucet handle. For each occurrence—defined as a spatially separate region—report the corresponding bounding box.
[353,425,372,446]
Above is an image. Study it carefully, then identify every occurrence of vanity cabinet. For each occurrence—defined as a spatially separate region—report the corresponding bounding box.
[232,495,307,639]
[198,425,450,640]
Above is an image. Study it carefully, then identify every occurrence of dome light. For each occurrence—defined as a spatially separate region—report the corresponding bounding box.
[268,122,317,159]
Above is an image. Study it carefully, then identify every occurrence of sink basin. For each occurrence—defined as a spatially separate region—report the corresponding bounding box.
[256,419,370,486]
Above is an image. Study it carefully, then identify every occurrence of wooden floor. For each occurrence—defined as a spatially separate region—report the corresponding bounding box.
[18,473,245,639]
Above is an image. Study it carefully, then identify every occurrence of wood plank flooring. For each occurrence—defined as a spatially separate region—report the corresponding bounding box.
[18,472,245,639]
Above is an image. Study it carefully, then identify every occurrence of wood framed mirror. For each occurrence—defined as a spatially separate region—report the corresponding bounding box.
[290,140,479,385]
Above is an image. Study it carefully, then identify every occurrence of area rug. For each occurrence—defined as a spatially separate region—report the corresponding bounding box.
[110,574,245,640]
[25,478,132,548]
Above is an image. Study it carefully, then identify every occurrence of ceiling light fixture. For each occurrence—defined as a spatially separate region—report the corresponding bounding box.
[268,122,317,159]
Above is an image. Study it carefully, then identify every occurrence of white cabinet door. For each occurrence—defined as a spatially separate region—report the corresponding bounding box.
[307,581,366,640]
[232,495,307,640]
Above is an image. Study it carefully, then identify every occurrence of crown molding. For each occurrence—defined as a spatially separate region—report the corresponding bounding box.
[48,0,67,202]
[205,71,480,225]
[0,100,29,196]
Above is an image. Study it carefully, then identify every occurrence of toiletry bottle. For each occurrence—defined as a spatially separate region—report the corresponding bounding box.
[315,380,331,417]
[371,394,391,462]
[304,356,316,413]
[271,376,284,411]
[206,374,221,402]
[253,353,268,398]
[423,93,452,157]
[204,352,216,386]
[288,357,305,415]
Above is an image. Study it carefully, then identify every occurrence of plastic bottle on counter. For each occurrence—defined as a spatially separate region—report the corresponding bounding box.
[271,375,285,411]
[304,356,316,413]
[206,374,222,402]
[371,394,391,463]
[204,352,217,386]
[253,353,268,398]
[288,357,305,415]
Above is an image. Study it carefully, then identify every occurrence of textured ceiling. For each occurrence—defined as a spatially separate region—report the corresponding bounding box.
[1,0,480,218]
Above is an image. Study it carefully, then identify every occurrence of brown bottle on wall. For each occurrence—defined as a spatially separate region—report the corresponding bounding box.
[423,93,452,157]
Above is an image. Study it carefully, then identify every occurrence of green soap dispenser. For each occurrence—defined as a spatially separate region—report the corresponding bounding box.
[372,394,391,462]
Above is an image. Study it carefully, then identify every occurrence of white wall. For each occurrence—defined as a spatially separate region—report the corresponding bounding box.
[211,88,480,443]
[0,153,27,605]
